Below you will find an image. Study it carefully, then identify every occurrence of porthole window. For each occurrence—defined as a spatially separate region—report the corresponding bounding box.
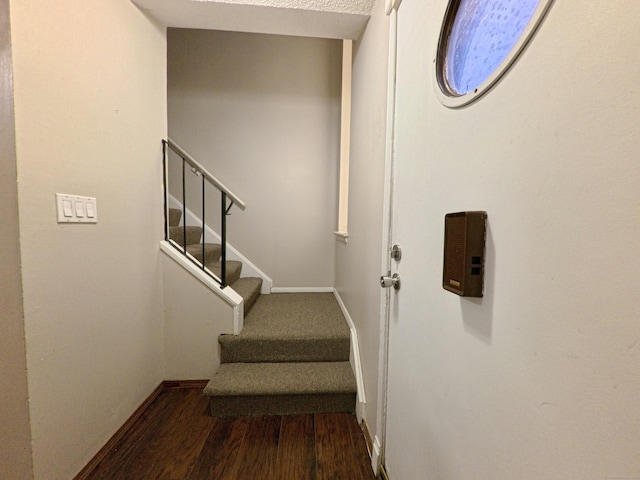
[435,0,553,108]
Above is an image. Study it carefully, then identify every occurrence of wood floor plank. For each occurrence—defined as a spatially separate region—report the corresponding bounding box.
[187,416,250,480]
[98,389,213,479]
[229,415,281,480]
[347,414,377,479]
[315,412,360,480]
[79,388,375,480]
[85,388,189,479]
[275,414,317,480]
[143,390,215,479]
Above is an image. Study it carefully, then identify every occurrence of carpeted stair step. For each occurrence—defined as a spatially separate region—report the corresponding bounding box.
[185,243,221,265]
[219,293,351,363]
[168,208,182,227]
[169,225,202,247]
[230,277,262,316]
[206,260,243,286]
[204,362,356,416]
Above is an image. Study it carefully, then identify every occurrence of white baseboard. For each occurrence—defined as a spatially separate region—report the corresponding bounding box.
[356,399,366,425]
[332,289,366,423]
[371,435,383,476]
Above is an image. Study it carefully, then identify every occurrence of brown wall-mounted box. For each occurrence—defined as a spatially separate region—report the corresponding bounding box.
[443,211,487,297]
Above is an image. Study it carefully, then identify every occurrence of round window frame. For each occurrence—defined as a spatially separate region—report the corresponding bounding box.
[434,0,554,108]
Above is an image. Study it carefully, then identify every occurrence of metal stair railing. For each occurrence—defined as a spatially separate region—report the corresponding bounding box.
[162,138,246,287]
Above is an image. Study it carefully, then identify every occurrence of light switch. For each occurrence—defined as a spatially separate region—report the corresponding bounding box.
[63,200,73,217]
[56,193,98,223]
[75,201,85,217]
[86,202,95,218]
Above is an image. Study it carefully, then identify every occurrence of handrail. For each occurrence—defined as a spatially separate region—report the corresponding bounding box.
[162,138,245,288]
[166,138,246,211]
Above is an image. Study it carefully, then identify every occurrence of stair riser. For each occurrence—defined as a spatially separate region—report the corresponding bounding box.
[230,277,262,317]
[209,393,355,417]
[169,226,202,247]
[186,244,221,265]
[243,294,259,317]
[207,260,242,285]
[219,338,351,364]
[168,208,182,227]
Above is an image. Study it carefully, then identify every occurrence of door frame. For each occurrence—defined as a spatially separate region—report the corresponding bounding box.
[372,0,402,475]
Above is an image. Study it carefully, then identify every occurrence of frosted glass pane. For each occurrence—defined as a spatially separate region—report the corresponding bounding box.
[445,0,540,95]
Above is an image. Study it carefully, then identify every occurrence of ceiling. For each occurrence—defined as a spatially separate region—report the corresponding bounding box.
[131,0,375,39]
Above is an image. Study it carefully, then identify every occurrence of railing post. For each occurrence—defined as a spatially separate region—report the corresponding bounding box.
[221,191,227,287]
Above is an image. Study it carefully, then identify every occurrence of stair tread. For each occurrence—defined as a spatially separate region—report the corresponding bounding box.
[231,276,262,299]
[204,362,356,397]
[185,243,221,264]
[206,260,242,285]
[238,293,350,340]
[231,277,262,316]
[218,292,350,363]
[169,225,202,247]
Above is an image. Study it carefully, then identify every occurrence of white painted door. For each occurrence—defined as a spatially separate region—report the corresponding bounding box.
[381,1,447,477]
[380,0,640,478]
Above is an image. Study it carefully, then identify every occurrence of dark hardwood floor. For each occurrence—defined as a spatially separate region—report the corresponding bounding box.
[81,386,376,479]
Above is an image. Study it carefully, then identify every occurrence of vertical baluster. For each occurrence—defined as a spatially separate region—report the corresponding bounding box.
[182,157,187,255]
[166,140,238,288]
[202,173,206,271]
[162,141,169,241]
[221,191,227,287]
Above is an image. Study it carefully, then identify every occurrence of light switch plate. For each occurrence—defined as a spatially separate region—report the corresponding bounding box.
[56,193,98,223]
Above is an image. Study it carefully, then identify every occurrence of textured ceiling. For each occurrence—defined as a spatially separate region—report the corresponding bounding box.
[213,0,374,15]
[132,0,375,39]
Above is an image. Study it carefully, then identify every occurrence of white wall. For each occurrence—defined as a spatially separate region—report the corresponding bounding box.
[168,29,342,288]
[384,1,640,478]
[0,1,33,477]
[9,0,167,477]
[334,0,389,443]
[162,255,235,379]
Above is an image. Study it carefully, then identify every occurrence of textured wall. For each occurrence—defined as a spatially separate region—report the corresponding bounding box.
[162,255,235,380]
[0,1,34,478]
[10,0,167,477]
[334,0,389,448]
[168,29,341,288]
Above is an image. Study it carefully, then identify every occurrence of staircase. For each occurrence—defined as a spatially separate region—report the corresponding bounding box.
[167,208,357,417]
[167,208,262,315]
[205,292,356,416]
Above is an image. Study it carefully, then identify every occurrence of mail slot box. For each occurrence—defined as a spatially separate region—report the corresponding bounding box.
[443,211,487,297]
